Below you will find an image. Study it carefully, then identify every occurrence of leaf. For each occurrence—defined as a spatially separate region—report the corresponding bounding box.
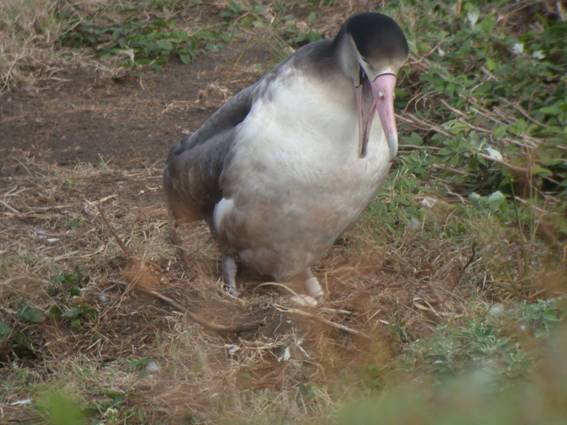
[61,307,82,320]
[488,191,506,207]
[68,287,81,297]
[18,305,46,324]
[493,125,507,139]
[531,165,553,177]
[155,39,173,52]
[48,305,63,320]
[178,51,191,64]
[0,322,11,341]
[486,57,497,71]
[13,332,34,356]
[405,132,424,146]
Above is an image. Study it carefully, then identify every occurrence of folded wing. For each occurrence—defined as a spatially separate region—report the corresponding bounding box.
[164,83,257,223]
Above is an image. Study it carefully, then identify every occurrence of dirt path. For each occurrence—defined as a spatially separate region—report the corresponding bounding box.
[0,38,270,170]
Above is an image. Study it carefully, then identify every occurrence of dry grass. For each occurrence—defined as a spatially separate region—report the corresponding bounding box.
[0,0,66,91]
[0,149,500,423]
[0,0,171,93]
[3,145,560,424]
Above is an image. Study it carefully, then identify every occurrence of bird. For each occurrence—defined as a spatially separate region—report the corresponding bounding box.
[164,12,408,303]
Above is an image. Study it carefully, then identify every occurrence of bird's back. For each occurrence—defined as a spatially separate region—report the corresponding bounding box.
[163,84,256,224]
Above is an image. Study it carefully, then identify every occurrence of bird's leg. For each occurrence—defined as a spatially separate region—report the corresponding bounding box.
[303,268,324,299]
[290,268,323,306]
[222,255,240,297]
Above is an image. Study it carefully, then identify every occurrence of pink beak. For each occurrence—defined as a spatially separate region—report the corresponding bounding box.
[357,73,398,160]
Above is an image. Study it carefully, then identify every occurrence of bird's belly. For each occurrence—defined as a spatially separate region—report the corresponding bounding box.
[216,86,391,279]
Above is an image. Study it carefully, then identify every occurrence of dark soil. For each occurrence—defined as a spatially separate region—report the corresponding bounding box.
[0,38,272,170]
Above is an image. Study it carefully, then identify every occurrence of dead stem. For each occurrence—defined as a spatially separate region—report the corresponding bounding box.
[112,280,265,333]
[273,304,371,340]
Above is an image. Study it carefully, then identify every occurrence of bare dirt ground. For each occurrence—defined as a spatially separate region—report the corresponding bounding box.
[0,40,272,168]
[0,15,492,425]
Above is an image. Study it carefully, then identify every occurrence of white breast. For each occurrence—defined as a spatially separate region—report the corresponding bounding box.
[228,68,391,198]
[216,68,392,278]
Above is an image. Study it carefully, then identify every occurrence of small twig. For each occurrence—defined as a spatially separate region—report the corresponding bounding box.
[499,97,548,128]
[397,113,452,137]
[274,304,371,340]
[413,297,441,317]
[399,144,441,151]
[95,203,130,256]
[0,200,21,215]
[319,307,353,316]
[452,243,477,290]
[469,105,509,126]
[445,186,467,204]
[440,99,467,118]
[92,194,117,205]
[28,204,74,212]
[146,290,258,332]
[254,282,300,297]
[0,114,30,125]
[528,288,547,300]
[476,152,527,173]
[431,164,470,176]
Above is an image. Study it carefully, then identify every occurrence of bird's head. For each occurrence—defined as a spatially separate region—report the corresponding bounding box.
[334,13,409,159]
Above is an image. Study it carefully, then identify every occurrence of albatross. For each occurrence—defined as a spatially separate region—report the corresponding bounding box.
[164,12,409,302]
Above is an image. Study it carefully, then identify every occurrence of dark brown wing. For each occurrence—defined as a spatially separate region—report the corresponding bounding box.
[163,84,256,223]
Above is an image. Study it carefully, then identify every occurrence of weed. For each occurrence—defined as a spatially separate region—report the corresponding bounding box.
[518,298,563,337]
[17,305,46,324]
[280,14,322,48]
[126,356,154,372]
[0,322,11,341]
[400,318,529,382]
[45,267,97,329]
[387,0,567,202]
[64,216,84,230]
[35,387,87,425]
[58,15,231,67]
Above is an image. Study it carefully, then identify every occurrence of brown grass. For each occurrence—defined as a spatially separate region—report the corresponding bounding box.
[0,148,497,423]
[0,0,66,91]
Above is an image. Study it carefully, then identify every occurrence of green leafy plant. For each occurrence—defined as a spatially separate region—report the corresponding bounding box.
[46,267,96,329]
[58,14,230,66]
[17,305,46,324]
[0,321,11,341]
[519,299,563,337]
[52,267,89,297]
[400,319,530,382]
[36,388,87,425]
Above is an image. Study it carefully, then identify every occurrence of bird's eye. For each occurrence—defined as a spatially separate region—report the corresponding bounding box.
[377,91,385,99]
